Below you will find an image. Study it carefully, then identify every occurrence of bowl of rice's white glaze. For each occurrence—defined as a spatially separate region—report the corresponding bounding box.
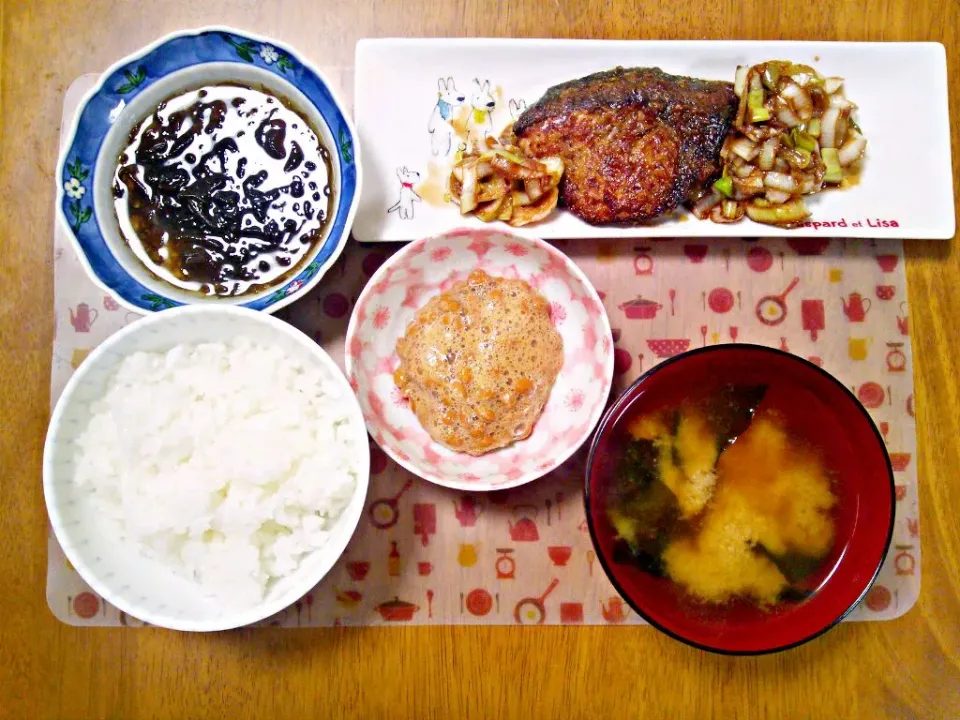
[43,306,369,631]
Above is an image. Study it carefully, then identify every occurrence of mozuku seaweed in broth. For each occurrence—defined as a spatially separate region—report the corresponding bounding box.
[113,84,334,297]
[607,384,839,609]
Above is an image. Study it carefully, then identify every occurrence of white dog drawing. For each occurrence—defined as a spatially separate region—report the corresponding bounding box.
[466,79,496,145]
[387,166,421,220]
[427,77,465,157]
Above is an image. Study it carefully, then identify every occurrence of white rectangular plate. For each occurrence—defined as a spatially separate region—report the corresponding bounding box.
[354,39,954,242]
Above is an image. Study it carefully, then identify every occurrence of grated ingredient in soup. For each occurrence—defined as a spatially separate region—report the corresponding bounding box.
[662,414,836,605]
[609,386,837,608]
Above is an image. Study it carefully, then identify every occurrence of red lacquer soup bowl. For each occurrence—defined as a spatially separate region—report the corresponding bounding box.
[584,344,895,654]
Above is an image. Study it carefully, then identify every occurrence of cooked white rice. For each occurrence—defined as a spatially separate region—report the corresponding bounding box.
[72,337,360,609]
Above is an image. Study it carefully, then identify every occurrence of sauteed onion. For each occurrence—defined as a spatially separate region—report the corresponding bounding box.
[450,138,564,227]
[692,61,867,227]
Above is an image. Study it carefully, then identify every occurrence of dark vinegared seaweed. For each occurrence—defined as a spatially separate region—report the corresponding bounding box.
[112,84,334,297]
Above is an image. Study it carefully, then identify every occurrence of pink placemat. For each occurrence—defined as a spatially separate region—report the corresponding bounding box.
[49,73,919,627]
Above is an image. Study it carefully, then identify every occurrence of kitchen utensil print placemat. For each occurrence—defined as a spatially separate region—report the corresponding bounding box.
[49,74,919,627]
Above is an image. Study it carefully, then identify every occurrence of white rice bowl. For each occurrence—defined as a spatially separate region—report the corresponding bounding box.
[44,306,369,631]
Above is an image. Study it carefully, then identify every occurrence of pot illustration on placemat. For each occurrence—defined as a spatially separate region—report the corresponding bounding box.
[647,338,691,358]
[368,478,414,529]
[756,277,799,327]
[514,578,559,625]
[842,292,872,322]
[454,495,483,527]
[376,597,419,622]
[495,548,516,579]
[619,296,662,320]
[509,505,540,542]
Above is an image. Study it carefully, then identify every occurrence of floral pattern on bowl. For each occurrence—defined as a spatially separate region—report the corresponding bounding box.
[345,228,614,491]
[56,26,360,314]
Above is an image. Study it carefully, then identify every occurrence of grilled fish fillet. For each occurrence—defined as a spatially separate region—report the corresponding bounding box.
[513,67,738,225]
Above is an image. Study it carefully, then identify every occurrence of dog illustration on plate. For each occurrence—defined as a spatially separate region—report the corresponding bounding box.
[467,79,496,142]
[387,166,422,220]
[428,77,465,156]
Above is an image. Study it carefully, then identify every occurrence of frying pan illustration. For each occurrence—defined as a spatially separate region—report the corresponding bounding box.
[755,277,800,327]
[368,478,414,529]
[514,578,560,625]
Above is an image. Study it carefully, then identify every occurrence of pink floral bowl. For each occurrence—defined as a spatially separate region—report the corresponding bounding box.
[344,228,614,491]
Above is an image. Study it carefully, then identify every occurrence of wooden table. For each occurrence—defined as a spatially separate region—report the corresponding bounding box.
[2,1,959,717]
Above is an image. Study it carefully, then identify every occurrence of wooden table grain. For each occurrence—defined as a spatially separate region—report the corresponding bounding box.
[2,1,959,718]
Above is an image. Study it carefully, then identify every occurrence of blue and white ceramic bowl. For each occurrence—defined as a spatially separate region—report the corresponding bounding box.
[56,27,361,314]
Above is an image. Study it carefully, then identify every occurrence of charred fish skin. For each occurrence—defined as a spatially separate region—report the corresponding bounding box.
[513,67,738,225]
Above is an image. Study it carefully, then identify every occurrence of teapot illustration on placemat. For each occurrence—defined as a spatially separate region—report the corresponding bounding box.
[601,597,629,623]
[842,292,871,322]
[69,302,98,332]
[508,505,540,542]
